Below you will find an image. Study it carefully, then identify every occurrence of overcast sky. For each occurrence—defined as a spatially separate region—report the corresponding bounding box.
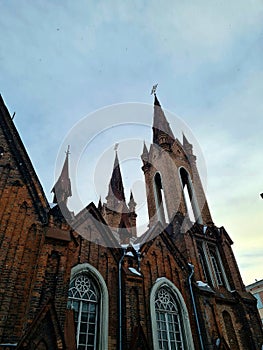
[1,0,263,285]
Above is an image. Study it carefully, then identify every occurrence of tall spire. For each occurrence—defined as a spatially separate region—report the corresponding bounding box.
[51,146,72,205]
[152,92,175,147]
[106,148,126,207]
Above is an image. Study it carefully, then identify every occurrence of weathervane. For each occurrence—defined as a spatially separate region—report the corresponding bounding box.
[151,83,158,95]
[114,143,119,151]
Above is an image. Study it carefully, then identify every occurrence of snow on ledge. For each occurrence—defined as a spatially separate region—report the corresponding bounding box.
[196,280,214,293]
[128,267,142,276]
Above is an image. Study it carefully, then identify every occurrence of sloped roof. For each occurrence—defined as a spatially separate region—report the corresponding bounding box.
[16,299,65,350]
[0,94,49,222]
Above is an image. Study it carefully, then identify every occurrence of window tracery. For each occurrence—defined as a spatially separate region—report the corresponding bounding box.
[68,274,99,350]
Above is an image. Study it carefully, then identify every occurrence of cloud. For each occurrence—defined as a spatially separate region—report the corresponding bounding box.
[1,0,263,283]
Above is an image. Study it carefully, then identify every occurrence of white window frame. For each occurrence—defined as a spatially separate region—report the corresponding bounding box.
[68,263,108,350]
[150,277,195,350]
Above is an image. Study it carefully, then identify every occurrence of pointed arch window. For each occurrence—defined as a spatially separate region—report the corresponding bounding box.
[68,274,99,349]
[197,242,230,289]
[155,287,184,349]
[67,264,108,350]
[197,245,211,284]
[208,245,230,288]
[209,250,223,286]
[179,167,202,224]
[150,278,195,350]
[154,172,169,224]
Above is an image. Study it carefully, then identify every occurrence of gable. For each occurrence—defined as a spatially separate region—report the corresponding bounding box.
[73,202,120,248]
[140,227,190,284]
[0,95,49,222]
[16,300,65,350]
[129,323,151,350]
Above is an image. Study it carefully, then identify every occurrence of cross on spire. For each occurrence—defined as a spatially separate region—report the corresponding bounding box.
[151,83,158,95]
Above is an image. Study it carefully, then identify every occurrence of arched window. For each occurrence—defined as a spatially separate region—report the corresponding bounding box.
[150,278,194,350]
[154,172,169,224]
[67,264,108,350]
[197,242,230,289]
[155,287,184,349]
[68,274,99,349]
[197,245,211,284]
[208,245,230,289]
[179,167,202,223]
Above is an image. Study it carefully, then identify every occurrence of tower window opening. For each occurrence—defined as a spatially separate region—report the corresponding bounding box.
[154,173,169,224]
[179,168,202,223]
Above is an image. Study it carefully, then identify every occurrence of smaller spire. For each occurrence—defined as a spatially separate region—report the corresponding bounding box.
[98,196,103,212]
[128,191,137,238]
[182,132,191,146]
[51,145,72,205]
[106,148,126,207]
[128,191,137,212]
[141,141,149,163]
[182,132,193,155]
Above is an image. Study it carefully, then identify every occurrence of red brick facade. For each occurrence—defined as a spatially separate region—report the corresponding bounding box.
[0,94,262,349]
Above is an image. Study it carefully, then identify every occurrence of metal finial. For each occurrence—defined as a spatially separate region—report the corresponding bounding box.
[114,143,119,151]
[151,83,158,95]
[66,145,70,155]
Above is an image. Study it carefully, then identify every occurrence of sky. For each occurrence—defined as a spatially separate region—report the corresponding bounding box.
[1,0,263,285]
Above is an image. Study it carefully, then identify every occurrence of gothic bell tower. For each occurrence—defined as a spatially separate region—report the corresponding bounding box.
[141,93,213,228]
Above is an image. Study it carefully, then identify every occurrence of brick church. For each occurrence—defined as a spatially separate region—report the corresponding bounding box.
[0,93,262,350]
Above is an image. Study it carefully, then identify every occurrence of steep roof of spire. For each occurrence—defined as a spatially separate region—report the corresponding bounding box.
[152,94,175,145]
[107,151,126,203]
[141,141,149,162]
[154,94,161,107]
[128,190,137,210]
[130,190,135,202]
[52,147,72,204]
[98,196,103,212]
